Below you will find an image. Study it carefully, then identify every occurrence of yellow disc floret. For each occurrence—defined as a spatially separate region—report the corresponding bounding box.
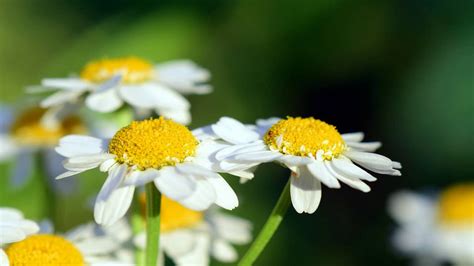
[109,117,198,170]
[438,183,474,225]
[264,117,345,160]
[139,194,204,232]
[80,57,153,84]
[10,107,85,146]
[6,234,84,265]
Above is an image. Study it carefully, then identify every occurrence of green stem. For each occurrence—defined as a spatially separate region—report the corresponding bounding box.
[238,179,292,266]
[145,183,161,266]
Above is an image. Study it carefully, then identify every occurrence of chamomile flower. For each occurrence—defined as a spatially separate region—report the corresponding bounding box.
[0,105,85,192]
[134,195,252,265]
[3,218,132,265]
[388,184,474,265]
[56,117,239,226]
[35,57,211,124]
[208,116,401,214]
[0,207,39,265]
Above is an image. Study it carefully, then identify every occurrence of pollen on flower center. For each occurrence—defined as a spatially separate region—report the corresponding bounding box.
[264,117,345,160]
[438,183,474,225]
[109,117,198,170]
[139,194,203,232]
[5,234,84,265]
[10,107,85,146]
[80,57,153,84]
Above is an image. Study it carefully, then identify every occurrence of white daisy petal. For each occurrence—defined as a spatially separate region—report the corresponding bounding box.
[160,230,196,257]
[0,135,17,161]
[344,150,397,172]
[94,75,122,93]
[40,90,84,108]
[56,171,82,179]
[172,233,210,266]
[290,168,322,214]
[0,208,23,220]
[96,164,128,201]
[176,163,220,178]
[341,132,364,142]
[99,159,116,172]
[154,167,196,201]
[123,168,159,186]
[75,237,121,255]
[392,161,402,169]
[346,141,382,152]
[0,249,8,266]
[179,178,216,211]
[56,135,105,157]
[325,162,371,192]
[230,151,282,163]
[387,191,435,225]
[256,117,281,128]
[206,175,239,210]
[192,141,229,170]
[192,126,216,141]
[306,161,341,188]
[155,60,211,94]
[212,239,238,262]
[119,83,190,110]
[331,156,377,182]
[85,89,123,113]
[42,78,90,90]
[218,160,259,173]
[211,117,260,144]
[0,226,26,244]
[156,108,191,125]
[228,169,255,179]
[278,155,314,167]
[94,185,135,226]
[215,141,266,161]
[211,213,252,244]
[63,154,112,172]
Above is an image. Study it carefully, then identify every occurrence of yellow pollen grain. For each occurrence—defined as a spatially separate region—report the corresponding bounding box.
[139,193,203,232]
[108,117,198,170]
[264,117,345,160]
[80,57,153,84]
[438,183,474,225]
[5,234,84,266]
[10,107,85,146]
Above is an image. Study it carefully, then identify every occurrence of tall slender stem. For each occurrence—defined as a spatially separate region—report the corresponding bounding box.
[238,179,292,266]
[145,183,161,266]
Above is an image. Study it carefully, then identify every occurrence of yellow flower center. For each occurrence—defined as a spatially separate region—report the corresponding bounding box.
[139,194,203,232]
[80,57,154,84]
[5,234,84,265]
[264,117,345,160]
[10,107,85,146]
[108,117,198,170]
[438,183,474,225]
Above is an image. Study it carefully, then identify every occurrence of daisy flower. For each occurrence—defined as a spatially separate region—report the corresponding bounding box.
[208,116,401,214]
[134,195,252,265]
[388,183,474,265]
[0,207,39,265]
[55,117,239,226]
[0,105,85,192]
[3,218,132,265]
[35,57,211,124]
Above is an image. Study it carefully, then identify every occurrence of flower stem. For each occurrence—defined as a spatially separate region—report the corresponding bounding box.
[145,183,161,266]
[238,179,292,266]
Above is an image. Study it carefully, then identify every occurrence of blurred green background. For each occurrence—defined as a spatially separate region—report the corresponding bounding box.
[1,0,473,265]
